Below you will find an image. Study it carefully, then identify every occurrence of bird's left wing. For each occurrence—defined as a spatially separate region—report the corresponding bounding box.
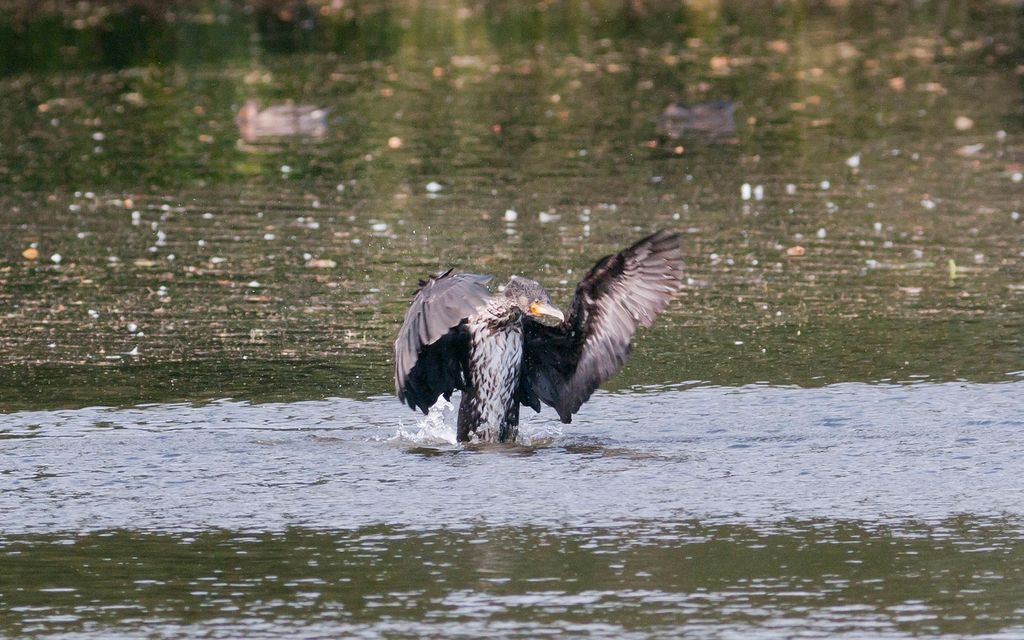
[395,270,492,413]
[520,231,682,422]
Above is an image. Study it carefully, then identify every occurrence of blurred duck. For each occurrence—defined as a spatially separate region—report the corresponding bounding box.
[236,99,328,142]
[656,100,736,140]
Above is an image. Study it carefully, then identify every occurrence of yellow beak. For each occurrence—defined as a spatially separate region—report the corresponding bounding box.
[528,301,565,326]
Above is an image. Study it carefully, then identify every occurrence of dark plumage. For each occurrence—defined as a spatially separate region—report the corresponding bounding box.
[394,231,683,443]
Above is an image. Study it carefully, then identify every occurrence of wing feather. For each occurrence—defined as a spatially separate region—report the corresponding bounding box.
[394,270,492,413]
[521,230,682,422]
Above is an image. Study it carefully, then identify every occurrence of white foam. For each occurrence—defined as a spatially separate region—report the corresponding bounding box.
[391,399,458,445]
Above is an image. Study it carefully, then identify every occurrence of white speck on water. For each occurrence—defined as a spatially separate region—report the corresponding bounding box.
[210,257,227,265]
[336,183,345,192]
[504,209,518,222]
[280,165,292,174]
[974,253,986,264]
[578,149,588,157]
[425,181,443,193]
[845,153,861,169]
[303,253,313,261]
[786,183,797,195]
[672,212,680,220]
[819,180,831,190]
[84,192,95,199]
[740,183,752,200]
[91,131,105,141]
[197,239,206,247]
[201,212,214,220]
[873,222,883,232]
[1012,172,1023,183]
[50,253,62,264]
[921,198,936,210]
[155,231,167,246]
[538,211,559,223]
[126,346,139,357]
[131,211,141,225]
[161,204,171,212]
[371,222,389,232]
[264,233,276,240]
[166,254,175,261]
[651,175,662,183]
[87,309,99,319]
[127,322,138,333]
[734,341,744,346]
[754,184,764,201]
[1011,211,1020,221]
[817,228,827,239]
[48,343,56,348]
[248,281,261,288]
[996,130,1007,142]
[68,204,81,213]
[107,256,119,263]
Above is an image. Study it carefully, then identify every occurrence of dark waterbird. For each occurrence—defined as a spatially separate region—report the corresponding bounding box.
[394,231,683,443]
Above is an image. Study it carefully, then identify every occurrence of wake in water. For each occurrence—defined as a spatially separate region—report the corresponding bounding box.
[389,397,563,447]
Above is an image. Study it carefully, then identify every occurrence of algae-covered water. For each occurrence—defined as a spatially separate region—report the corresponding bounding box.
[1,1,1023,637]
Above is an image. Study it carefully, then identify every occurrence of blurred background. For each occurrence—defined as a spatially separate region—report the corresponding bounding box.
[1,0,1020,407]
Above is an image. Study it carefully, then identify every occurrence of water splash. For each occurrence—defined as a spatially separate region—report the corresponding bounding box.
[391,398,458,445]
[388,397,563,447]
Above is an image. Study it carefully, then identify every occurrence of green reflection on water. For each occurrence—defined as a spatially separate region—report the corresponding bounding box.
[0,1,1022,408]
[1,519,1023,637]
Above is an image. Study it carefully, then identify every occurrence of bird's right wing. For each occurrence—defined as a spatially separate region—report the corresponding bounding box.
[520,231,682,422]
[394,270,492,413]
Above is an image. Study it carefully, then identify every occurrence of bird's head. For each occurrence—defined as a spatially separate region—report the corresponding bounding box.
[504,276,565,327]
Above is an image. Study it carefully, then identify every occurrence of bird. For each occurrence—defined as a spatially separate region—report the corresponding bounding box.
[393,230,683,443]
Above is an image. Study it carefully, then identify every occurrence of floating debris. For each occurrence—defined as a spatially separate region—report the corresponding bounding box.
[786,246,806,257]
[741,183,752,200]
[236,100,328,142]
[954,116,974,131]
[50,253,62,264]
[387,136,403,149]
[306,258,337,269]
[425,181,443,193]
[504,209,518,222]
[956,143,985,157]
[21,247,39,260]
[845,153,861,169]
[538,211,559,223]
